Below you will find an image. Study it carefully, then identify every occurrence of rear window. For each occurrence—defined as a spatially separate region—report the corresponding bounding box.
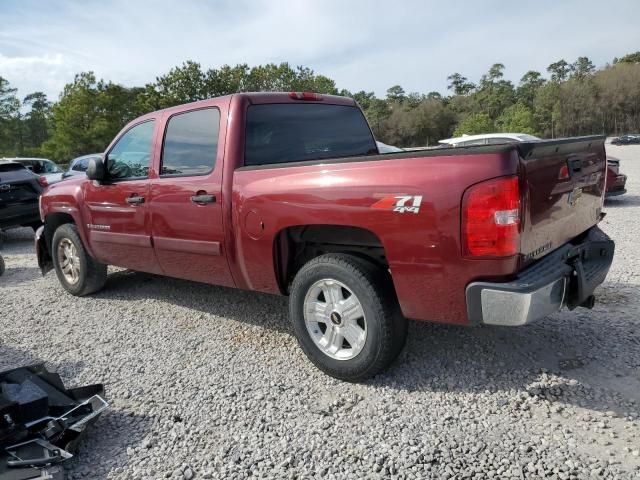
[0,163,27,172]
[244,104,376,167]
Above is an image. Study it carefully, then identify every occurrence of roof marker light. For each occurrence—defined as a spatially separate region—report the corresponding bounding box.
[289,91,323,101]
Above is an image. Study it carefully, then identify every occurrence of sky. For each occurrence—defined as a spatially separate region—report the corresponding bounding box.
[1,0,639,102]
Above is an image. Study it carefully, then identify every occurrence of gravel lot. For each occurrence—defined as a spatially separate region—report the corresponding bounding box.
[1,143,639,479]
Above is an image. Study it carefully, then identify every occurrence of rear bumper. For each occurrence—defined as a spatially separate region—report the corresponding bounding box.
[0,202,40,229]
[466,226,614,326]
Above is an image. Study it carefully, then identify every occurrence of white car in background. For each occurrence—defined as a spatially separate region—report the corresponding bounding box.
[376,141,404,153]
[438,133,541,147]
[0,157,64,184]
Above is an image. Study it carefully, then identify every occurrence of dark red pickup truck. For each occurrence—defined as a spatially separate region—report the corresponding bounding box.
[36,92,614,380]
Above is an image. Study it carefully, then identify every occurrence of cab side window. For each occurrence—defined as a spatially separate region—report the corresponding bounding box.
[161,108,220,176]
[107,121,155,180]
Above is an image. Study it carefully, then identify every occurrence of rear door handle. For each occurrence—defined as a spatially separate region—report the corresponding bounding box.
[126,195,145,205]
[191,194,216,204]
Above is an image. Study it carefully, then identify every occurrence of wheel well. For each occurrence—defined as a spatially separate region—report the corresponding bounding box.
[44,213,75,253]
[274,225,388,294]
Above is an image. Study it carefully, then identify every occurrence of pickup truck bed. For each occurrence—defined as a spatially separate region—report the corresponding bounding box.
[35,92,614,380]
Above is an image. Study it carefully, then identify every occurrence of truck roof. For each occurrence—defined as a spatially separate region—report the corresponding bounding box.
[142,92,357,120]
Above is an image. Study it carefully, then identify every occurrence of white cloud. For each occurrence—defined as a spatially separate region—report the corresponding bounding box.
[0,0,639,101]
[0,53,80,100]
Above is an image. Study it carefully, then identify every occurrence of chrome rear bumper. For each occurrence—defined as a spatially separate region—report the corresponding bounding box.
[466,227,614,326]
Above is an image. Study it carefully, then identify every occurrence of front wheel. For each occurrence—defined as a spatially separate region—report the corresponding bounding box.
[289,253,407,381]
[51,223,107,296]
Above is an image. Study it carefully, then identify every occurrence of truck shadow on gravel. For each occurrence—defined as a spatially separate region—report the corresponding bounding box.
[604,194,640,208]
[96,271,639,418]
[0,343,153,480]
[382,281,640,417]
[0,266,42,287]
[100,269,291,334]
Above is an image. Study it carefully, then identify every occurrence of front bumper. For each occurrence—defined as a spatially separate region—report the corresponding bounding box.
[466,226,614,326]
[35,225,53,276]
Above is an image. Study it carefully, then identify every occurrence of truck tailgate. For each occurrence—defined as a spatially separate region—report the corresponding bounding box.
[518,136,607,265]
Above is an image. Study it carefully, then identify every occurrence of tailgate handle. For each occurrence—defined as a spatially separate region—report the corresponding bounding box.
[568,158,582,176]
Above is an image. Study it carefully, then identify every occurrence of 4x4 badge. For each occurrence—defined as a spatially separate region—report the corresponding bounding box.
[372,195,423,214]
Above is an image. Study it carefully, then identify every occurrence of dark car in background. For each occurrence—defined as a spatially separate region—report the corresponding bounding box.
[1,157,64,184]
[611,134,640,145]
[0,162,44,230]
[61,154,102,179]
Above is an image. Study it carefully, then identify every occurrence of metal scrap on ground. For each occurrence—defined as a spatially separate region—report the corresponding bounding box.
[0,364,107,480]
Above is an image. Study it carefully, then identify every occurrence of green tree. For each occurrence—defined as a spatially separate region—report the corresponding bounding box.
[533,82,562,137]
[386,85,406,103]
[364,98,392,136]
[547,60,571,82]
[495,103,537,133]
[517,71,545,108]
[22,92,51,151]
[349,91,376,110]
[42,72,143,161]
[453,113,494,136]
[474,63,516,120]
[378,97,456,147]
[447,73,475,95]
[0,76,21,155]
[571,56,595,80]
[614,51,640,64]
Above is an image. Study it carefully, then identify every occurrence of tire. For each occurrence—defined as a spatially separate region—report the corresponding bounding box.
[289,253,407,381]
[51,223,107,296]
[0,255,4,276]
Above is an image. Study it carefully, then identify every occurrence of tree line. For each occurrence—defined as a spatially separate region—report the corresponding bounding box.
[1,51,639,162]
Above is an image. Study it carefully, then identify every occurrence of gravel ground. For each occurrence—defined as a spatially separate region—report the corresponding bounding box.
[1,143,639,480]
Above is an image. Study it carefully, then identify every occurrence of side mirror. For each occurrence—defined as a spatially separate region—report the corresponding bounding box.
[86,157,106,181]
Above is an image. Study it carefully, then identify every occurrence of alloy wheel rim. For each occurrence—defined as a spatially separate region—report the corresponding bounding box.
[57,238,81,285]
[303,279,367,360]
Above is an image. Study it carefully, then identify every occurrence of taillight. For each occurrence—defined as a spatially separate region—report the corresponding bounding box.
[289,91,323,101]
[462,176,520,257]
[558,165,570,180]
[37,176,48,187]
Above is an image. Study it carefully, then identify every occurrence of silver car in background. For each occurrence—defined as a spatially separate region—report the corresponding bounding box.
[61,153,102,179]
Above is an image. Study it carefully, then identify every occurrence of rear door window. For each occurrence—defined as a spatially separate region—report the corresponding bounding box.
[161,108,220,176]
[244,104,376,166]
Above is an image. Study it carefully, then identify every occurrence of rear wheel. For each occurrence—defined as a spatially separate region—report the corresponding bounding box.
[0,254,4,276]
[52,224,107,296]
[289,253,407,381]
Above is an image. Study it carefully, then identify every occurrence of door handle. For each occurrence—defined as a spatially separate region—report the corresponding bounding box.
[126,195,145,205]
[191,194,216,204]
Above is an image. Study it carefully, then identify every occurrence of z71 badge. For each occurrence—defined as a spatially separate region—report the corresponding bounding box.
[372,195,423,214]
